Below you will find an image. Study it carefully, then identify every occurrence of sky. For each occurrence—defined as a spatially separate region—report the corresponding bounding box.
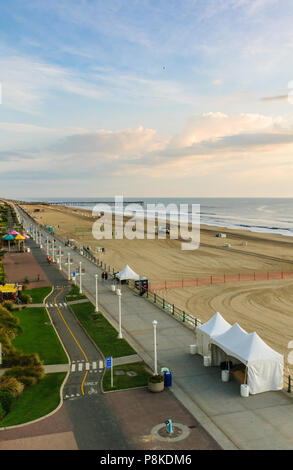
[1,0,293,198]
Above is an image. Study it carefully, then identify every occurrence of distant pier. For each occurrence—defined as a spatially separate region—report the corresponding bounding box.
[15,200,144,206]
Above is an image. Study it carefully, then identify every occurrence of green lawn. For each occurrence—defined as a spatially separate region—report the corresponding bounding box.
[66,284,87,302]
[70,302,136,358]
[12,307,68,365]
[103,362,152,392]
[0,373,66,427]
[23,286,52,303]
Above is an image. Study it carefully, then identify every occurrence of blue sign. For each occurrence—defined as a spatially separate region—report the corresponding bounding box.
[72,271,76,280]
[106,357,112,370]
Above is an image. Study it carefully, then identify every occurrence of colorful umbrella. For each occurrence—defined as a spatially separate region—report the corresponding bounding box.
[21,233,30,239]
[2,234,14,252]
[2,234,15,240]
[14,234,26,240]
[9,230,20,236]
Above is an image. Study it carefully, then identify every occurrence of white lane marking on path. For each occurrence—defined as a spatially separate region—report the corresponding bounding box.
[92,362,97,370]
[86,363,90,370]
[78,363,83,371]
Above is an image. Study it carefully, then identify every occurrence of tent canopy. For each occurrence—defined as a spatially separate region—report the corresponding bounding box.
[225,331,283,365]
[211,322,248,357]
[211,326,283,394]
[197,312,231,337]
[116,264,140,281]
[196,312,231,357]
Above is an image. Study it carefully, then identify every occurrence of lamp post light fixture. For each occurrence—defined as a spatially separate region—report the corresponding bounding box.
[95,274,99,312]
[117,289,122,339]
[152,320,158,375]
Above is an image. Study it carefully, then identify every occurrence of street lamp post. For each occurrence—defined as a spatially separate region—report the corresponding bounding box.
[117,289,122,339]
[152,320,158,375]
[59,246,62,270]
[79,261,82,293]
[46,237,49,255]
[95,274,99,312]
[67,253,71,281]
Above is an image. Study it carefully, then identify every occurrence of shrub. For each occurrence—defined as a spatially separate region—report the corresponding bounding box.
[18,292,32,304]
[0,377,24,398]
[148,374,164,384]
[17,375,38,387]
[3,364,45,383]
[0,329,15,354]
[3,351,42,368]
[2,300,14,312]
[0,391,14,413]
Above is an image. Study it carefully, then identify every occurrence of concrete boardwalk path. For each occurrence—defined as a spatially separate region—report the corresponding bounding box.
[21,214,293,450]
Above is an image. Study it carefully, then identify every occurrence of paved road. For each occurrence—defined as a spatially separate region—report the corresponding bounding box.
[25,239,130,449]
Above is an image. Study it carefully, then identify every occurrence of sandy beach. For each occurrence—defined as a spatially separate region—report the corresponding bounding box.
[20,203,293,364]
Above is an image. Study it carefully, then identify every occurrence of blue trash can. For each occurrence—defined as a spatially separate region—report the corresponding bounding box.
[164,371,172,387]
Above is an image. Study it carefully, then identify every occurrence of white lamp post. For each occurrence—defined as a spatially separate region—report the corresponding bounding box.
[46,237,49,255]
[67,253,71,281]
[95,274,99,312]
[117,289,122,339]
[52,242,55,263]
[79,261,82,293]
[152,320,158,375]
[58,246,62,270]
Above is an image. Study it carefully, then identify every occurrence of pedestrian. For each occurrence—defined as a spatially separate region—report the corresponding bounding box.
[102,271,105,281]
[105,271,108,281]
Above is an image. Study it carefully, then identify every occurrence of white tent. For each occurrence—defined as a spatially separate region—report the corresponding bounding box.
[211,322,248,366]
[116,264,140,281]
[212,330,283,394]
[196,312,231,357]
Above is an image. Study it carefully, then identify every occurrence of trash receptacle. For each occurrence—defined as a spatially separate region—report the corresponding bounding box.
[164,371,172,387]
[189,344,197,355]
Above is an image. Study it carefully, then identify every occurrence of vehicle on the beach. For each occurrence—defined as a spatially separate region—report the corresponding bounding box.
[158,226,170,235]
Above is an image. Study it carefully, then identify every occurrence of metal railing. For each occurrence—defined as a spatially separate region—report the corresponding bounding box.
[128,282,201,330]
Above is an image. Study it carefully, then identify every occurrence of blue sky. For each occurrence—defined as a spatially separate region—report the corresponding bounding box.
[1,0,293,197]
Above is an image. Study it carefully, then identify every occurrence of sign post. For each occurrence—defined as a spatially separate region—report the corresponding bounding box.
[106,356,113,388]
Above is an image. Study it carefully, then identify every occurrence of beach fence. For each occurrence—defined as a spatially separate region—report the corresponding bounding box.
[148,271,293,292]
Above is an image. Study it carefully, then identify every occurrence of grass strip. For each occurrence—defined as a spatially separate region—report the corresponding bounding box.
[23,286,52,304]
[66,284,87,301]
[0,373,66,427]
[12,307,68,365]
[70,302,136,358]
[103,362,152,392]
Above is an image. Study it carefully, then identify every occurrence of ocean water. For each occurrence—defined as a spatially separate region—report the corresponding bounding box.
[20,197,293,238]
